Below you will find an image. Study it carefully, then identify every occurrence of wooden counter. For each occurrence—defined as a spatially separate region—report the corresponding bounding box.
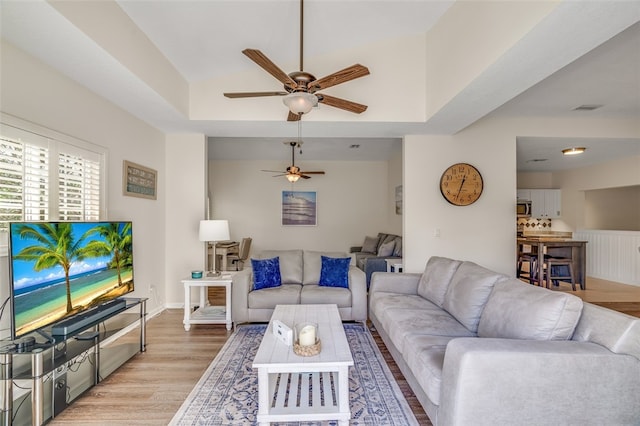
[517,238,588,289]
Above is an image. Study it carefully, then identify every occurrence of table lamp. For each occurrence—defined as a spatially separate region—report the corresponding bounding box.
[199,219,230,277]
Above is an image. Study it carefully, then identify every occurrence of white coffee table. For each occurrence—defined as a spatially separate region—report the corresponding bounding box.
[252,304,354,426]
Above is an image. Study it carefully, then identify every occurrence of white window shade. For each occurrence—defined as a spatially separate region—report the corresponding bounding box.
[0,115,106,233]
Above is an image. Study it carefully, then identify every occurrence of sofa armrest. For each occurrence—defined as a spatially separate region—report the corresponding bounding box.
[347,266,367,321]
[231,268,253,324]
[369,272,421,295]
[440,338,640,425]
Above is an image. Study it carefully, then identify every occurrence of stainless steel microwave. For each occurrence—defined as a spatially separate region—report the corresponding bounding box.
[517,200,531,217]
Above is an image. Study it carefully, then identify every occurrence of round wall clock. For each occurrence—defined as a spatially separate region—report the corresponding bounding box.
[439,163,483,206]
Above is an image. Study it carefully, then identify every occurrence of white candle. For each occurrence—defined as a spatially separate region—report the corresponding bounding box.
[298,324,316,346]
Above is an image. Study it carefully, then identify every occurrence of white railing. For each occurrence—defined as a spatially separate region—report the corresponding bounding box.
[574,230,640,287]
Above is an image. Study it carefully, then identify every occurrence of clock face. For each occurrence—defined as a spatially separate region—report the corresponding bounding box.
[439,163,483,206]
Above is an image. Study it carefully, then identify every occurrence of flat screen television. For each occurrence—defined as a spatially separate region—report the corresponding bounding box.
[8,221,134,339]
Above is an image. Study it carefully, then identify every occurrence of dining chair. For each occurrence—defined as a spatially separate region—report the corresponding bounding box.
[228,237,252,271]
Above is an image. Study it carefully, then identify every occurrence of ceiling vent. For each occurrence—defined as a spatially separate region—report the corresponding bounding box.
[572,104,603,111]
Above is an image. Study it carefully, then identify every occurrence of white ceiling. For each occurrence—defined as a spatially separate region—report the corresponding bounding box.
[0,1,639,169]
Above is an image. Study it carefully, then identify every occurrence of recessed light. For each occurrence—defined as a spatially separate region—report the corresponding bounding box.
[562,147,586,156]
[572,104,603,111]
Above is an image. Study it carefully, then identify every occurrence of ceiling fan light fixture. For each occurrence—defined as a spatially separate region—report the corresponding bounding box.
[283,92,318,114]
[286,174,300,183]
[562,147,586,156]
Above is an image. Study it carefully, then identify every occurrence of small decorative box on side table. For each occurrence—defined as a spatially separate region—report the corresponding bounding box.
[182,275,233,331]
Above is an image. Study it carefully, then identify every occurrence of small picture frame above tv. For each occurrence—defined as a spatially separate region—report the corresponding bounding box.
[8,221,135,339]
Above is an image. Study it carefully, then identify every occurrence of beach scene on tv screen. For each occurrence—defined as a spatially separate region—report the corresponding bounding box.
[10,222,134,337]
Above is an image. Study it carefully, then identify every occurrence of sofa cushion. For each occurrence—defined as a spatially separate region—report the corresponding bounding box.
[258,249,303,284]
[478,279,584,340]
[248,283,301,309]
[361,236,379,253]
[370,293,474,353]
[301,285,352,308]
[302,250,349,285]
[377,233,398,252]
[251,257,281,290]
[319,256,351,288]
[392,237,402,257]
[417,256,462,308]
[404,335,457,406]
[442,261,507,333]
[377,240,395,257]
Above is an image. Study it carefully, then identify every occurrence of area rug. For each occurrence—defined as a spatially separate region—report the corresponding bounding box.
[170,324,419,425]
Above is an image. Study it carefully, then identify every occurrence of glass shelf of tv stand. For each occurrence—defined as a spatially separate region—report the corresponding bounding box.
[0,298,147,425]
[6,298,146,378]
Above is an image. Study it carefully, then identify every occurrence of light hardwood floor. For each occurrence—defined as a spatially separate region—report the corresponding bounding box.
[49,309,431,425]
[49,276,639,425]
[536,276,640,317]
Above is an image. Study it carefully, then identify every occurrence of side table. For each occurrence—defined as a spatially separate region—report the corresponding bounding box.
[182,276,232,331]
[385,258,403,273]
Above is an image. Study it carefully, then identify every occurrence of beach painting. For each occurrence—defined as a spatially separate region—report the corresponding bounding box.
[9,222,134,337]
[282,191,317,226]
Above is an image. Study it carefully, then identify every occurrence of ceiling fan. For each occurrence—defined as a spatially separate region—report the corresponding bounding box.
[262,140,325,182]
[223,0,369,121]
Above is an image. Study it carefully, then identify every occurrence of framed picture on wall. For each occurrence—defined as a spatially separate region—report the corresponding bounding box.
[282,191,317,226]
[395,185,403,215]
[123,160,157,200]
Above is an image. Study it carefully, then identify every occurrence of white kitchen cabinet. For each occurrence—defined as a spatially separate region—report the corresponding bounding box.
[516,189,531,201]
[528,189,561,218]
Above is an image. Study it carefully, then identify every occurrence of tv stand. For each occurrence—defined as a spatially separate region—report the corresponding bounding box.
[0,298,146,426]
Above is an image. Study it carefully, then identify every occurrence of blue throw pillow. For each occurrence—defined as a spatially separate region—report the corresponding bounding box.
[319,256,351,288]
[251,257,281,290]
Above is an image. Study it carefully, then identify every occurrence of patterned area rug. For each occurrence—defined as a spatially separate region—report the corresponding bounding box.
[170,324,419,425]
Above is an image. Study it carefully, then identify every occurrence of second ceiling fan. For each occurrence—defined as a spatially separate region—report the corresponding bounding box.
[223,0,370,121]
[262,140,325,183]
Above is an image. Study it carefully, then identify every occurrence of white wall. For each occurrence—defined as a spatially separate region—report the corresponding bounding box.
[554,155,640,231]
[164,134,208,307]
[209,160,392,255]
[403,114,639,277]
[0,41,169,336]
[403,122,517,276]
[584,186,640,231]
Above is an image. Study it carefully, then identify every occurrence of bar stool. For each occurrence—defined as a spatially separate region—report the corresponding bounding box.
[517,253,539,285]
[545,257,576,291]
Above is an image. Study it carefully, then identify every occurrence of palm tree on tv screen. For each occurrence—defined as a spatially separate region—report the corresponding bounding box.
[92,222,132,286]
[14,223,113,313]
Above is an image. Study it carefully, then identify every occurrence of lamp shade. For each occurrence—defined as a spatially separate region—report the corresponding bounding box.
[199,220,230,242]
[283,92,318,114]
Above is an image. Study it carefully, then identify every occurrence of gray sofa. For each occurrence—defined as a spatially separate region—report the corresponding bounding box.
[232,249,367,324]
[350,232,402,286]
[369,256,640,425]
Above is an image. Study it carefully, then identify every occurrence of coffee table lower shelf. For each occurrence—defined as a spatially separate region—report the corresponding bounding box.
[256,367,350,425]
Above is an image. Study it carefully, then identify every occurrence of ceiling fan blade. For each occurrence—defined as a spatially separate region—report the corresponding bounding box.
[299,174,312,179]
[243,49,298,89]
[317,94,367,114]
[287,111,302,121]
[299,171,325,174]
[261,169,286,174]
[224,91,287,98]
[307,64,370,91]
